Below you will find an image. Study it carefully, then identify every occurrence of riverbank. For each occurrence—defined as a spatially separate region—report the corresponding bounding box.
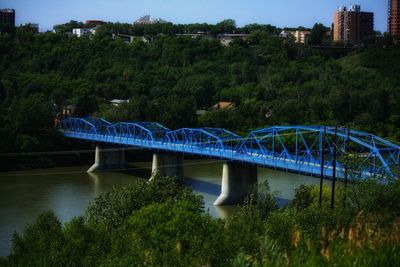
[0,148,155,172]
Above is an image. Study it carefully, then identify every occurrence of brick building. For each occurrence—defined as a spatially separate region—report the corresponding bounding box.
[333,5,374,44]
[388,0,400,35]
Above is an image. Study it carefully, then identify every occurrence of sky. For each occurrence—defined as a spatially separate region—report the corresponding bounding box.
[1,0,389,32]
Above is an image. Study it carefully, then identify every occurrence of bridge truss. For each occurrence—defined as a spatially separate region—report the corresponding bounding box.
[59,118,400,179]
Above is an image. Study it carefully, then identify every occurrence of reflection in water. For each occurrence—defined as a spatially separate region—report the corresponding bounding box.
[0,160,321,256]
[0,167,137,256]
[88,172,100,196]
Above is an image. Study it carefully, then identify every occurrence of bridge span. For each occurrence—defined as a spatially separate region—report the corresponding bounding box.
[59,117,399,205]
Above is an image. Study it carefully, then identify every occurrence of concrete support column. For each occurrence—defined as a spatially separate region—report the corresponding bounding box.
[87,145,125,173]
[151,153,184,180]
[214,162,258,206]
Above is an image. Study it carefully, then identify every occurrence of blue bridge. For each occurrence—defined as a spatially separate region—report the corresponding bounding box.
[59,117,400,205]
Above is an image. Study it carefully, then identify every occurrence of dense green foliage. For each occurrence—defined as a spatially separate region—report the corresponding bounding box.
[308,23,331,45]
[0,22,400,155]
[1,19,399,266]
[1,175,399,266]
[0,21,399,171]
[53,19,281,36]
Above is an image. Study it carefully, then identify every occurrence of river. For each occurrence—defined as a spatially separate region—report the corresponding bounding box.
[0,159,323,256]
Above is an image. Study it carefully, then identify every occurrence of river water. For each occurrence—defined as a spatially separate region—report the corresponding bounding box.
[0,159,323,256]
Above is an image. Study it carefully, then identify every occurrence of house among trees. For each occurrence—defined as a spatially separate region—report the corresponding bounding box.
[212,101,234,110]
[109,99,130,106]
[62,105,78,118]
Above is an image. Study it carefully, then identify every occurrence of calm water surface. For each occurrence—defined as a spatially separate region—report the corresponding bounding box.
[0,159,322,256]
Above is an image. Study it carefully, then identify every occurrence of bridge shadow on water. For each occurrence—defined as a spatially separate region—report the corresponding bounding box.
[112,164,291,208]
[183,178,221,196]
[121,164,152,179]
[122,164,222,196]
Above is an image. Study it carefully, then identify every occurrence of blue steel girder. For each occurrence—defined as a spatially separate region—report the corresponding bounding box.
[238,125,399,177]
[297,129,320,164]
[324,127,397,177]
[203,127,242,150]
[59,117,97,135]
[166,128,225,150]
[109,122,154,142]
[136,122,170,141]
[237,126,321,163]
[85,117,114,136]
[345,129,400,168]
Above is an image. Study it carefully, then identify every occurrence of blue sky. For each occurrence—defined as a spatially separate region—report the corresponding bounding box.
[1,0,388,32]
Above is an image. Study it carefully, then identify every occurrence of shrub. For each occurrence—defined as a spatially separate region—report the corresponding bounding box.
[85,175,202,230]
[129,200,228,266]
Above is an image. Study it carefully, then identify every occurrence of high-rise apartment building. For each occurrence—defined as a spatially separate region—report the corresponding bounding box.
[333,5,374,44]
[388,0,400,35]
[0,8,15,27]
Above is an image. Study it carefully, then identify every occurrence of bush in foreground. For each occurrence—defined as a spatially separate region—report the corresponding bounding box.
[1,176,400,266]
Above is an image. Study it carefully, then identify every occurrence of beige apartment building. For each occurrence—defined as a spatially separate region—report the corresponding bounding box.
[293,30,311,44]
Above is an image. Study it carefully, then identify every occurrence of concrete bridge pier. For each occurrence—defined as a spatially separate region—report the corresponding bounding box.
[151,153,184,180]
[214,162,258,206]
[87,145,126,173]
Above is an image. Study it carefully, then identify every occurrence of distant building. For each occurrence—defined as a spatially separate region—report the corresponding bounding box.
[72,28,91,37]
[115,34,133,43]
[333,5,374,44]
[196,110,207,116]
[114,33,148,43]
[217,34,249,46]
[153,17,167,24]
[86,20,104,25]
[0,8,15,27]
[109,99,130,106]
[279,30,293,39]
[388,0,400,35]
[21,23,39,33]
[134,15,167,25]
[280,30,310,44]
[90,25,102,35]
[293,30,311,44]
[212,102,234,110]
[176,33,247,46]
[135,15,151,25]
[176,33,215,41]
[62,105,78,118]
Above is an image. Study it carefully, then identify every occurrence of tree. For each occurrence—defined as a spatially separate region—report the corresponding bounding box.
[149,96,198,129]
[309,23,329,45]
[8,211,66,266]
[212,19,237,34]
[53,20,84,34]
[86,176,202,230]
[129,200,228,266]
[14,93,54,135]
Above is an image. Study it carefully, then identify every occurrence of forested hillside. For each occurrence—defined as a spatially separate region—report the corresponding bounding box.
[0,23,399,154]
